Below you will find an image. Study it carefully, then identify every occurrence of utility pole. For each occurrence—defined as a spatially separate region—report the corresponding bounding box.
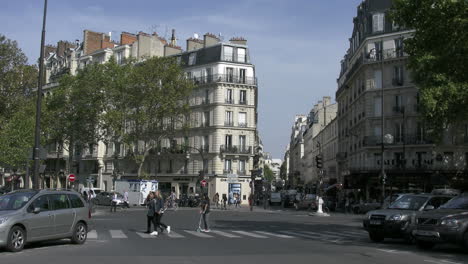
[379,41,386,203]
[33,0,48,190]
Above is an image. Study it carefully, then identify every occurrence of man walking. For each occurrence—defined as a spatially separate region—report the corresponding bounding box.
[200,194,211,232]
[222,193,227,210]
[123,190,130,209]
[110,191,118,212]
[152,190,170,236]
[145,192,156,234]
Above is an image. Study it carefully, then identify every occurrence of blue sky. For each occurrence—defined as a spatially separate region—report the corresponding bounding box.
[1,0,362,159]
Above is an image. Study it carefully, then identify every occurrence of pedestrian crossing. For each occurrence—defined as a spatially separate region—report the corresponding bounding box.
[86,228,368,242]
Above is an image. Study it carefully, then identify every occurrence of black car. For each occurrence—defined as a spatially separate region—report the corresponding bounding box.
[413,195,468,250]
[363,194,452,243]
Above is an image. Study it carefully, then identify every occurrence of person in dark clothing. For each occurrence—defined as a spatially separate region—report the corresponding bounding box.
[145,192,157,234]
[222,193,227,210]
[200,194,210,232]
[153,190,170,235]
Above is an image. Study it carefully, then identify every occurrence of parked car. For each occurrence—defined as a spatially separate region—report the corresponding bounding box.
[92,191,124,206]
[80,188,102,199]
[363,194,452,243]
[281,190,298,208]
[294,194,317,210]
[413,194,468,250]
[0,189,90,252]
[269,192,282,205]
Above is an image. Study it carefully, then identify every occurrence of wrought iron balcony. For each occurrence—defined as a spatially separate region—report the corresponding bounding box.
[239,100,248,105]
[201,98,210,105]
[200,145,209,153]
[220,145,252,155]
[392,106,405,114]
[363,135,434,147]
[225,98,234,104]
[238,122,248,128]
[191,74,257,86]
[224,121,234,127]
[392,78,404,86]
[223,169,233,174]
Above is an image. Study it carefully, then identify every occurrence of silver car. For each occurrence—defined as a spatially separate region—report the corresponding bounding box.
[0,189,91,252]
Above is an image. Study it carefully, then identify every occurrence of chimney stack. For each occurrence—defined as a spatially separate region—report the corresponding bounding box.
[203,33,220,48]
[171,29,177,46]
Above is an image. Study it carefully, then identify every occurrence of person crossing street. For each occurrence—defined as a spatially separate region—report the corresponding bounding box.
[200,194,211,232]
[110,191,118,212]
[152,190,170,236]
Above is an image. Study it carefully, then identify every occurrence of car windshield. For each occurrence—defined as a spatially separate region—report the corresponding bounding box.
[0,192,37,211]
[387,195,428,210]
[439,196,468,209]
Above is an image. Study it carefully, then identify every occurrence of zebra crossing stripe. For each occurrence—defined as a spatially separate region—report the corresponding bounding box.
[211,230,241,238]
[110,230,127,238]
[167,231,185,238]
[135,232,153,238]
[302,231,340,238]
[343,231,367,236]
[254,231,294,238]
[323,231,360,238]
[280,231,317,239]
[231,231,268,238]
[184,230,214,238]
[87,230,97,239]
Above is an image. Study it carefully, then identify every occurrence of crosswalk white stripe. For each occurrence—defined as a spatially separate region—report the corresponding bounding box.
[323,231,361,238]
[302,231,341,238]
[87,230,97,239]
[110,230,127,238]
[231,231,268,238]
[211,230,241,238]
[167,231,185,238]
[184,230,214,238]
[281,231,317,239]
[254,231,295,238]
[343,231,367,236]
[135,232,153,238]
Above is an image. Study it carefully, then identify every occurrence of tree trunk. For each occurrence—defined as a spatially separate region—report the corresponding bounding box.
[68,138,74,188]
[137,148,150,179]
[55,142,61,188]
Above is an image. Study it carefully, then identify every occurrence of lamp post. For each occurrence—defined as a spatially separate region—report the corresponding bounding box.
[33,0,48,190]
[381,133,394,203]
[112,153,120,191]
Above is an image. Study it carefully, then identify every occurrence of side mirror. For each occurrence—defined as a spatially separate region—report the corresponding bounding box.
[425,205,435,211]
[33,207,41,214]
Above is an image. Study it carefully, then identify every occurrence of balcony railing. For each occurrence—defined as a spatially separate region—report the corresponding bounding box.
[201,98,210,105]
[225,99,234,104]
[364,48,408,63]
[239,100,248,105]
[238,122,248,128]
[224,121,234,127]
[223,169,233,174]
[220,145,252,155]
[363,135,434,147]
[392,78,404,86]
[190,74,257,86]
[392,106,405,114]
[238,170,247,176]
[200,145,209,153]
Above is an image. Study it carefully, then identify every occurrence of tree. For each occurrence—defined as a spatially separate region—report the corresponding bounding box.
[0,34,37,127]
[103,56,194,178]
[44,62,107,179]
[391,1,468,138]
[264,165,275,183]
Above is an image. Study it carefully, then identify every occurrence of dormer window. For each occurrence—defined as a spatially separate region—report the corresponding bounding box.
[223,46,233,61]
[372,13,384,33]
[188,52,196,66]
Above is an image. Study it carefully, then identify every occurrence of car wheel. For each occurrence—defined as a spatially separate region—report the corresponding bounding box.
[7,226,26,252]
[369,231,384,243]
[416,240,435,250]
[71,222,87,245]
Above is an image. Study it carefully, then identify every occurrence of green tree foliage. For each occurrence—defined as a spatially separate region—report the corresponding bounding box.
[264,165,275,183]
[391,0,468,138]
[103,57,194,178]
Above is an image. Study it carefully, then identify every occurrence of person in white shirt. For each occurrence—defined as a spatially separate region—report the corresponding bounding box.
[111,192,118,212]
[123,190,130,208]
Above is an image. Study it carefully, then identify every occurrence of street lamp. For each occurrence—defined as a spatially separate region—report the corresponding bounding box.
[112,153,120,191]
[381,133,394,203]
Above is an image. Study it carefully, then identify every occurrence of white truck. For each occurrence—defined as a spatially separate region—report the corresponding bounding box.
[114,179,158,206]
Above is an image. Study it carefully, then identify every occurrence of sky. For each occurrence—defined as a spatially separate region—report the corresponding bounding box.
[1,0,363,159]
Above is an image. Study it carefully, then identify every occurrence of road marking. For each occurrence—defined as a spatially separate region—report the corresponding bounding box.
[135,232,153,238]
[423,260,462,264]
[109,230,127,238]
[280,231,318,239]
[211,230,241,238]
[231,231,268,238]
[184,230,214,238]
[254,231,295,238]
[87,230,98,239]
[302,231,341,239]
[323,231,361,238]
[343,230,367,236]
[167,231,185,238]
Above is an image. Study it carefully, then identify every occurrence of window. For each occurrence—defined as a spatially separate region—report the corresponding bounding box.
[169,160,173,173]
[224,159,232,172]
[393,66,404,86]
[203,159,208,173]
[116,51,123,64]
[239,69,246,84]
[240,90,247,104]
[237,48,246,63]
[374,97,382,116]
[372,13,384,33]
[239,135,246,150]
[224,46,233,61]
[226,89,233,103]
[225,111,233,126]
[238,112,247,127]
[374,70,382,89]
[29,195,50,212]
[206,68,212,82]
[374,126,382,137]
[188,53,196,66]
[226,67,234,82]
[395,123,404,142]
[203,111,210,126]
[186,71,192,79]
[225,135,233,147]
[239,160,246,173]
[202,135,209,151]
[51,194,70,210]
[68,194,84,208]
[204,89,209,103]
[395,38,404,57]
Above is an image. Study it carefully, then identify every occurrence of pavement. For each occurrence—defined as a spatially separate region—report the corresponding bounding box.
[0,205,467,264]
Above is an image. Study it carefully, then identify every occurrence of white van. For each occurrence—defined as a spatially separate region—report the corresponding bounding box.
[115,179,158,205]
[80,187,102,199]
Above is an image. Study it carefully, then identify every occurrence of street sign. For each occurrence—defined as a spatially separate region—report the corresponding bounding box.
[86,177,95,183]
[68,174,75,182]
[201,179,207,187]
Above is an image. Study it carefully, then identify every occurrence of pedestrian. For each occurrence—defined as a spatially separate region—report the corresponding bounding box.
[233,193,238,208]
[213,193,219,209]
[123,190,130,209]
[152,190,170,236]
[83,191,88,202]
[110,191,118,212]
[222,193,227,210]
[200,193,211,232]
[145,192,157,234]
[248,194,253,211]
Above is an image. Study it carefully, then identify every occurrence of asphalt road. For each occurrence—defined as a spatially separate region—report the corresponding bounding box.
[0,205,467,264]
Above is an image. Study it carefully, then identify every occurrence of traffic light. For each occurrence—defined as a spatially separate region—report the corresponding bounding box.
[315,155,323,169]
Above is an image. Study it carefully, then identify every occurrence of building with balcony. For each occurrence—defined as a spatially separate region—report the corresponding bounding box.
[41,30,259,204]
[336,0,468,201]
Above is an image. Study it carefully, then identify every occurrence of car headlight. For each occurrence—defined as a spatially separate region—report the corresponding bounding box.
[365,212,372,219]
[389,214,407,221]
[0,217,8,225]
[440,219,459,227]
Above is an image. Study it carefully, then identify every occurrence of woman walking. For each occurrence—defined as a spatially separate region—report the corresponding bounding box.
[153,190,170,236]
[200,194,211,232]
[213,193,219,209]
[145,192,156,234]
